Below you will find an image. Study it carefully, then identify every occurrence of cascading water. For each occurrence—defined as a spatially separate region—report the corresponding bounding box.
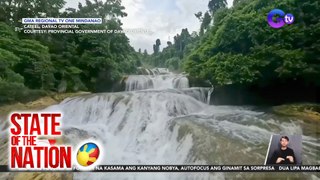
[1,68,319,180]
[207,87,214,104]
[125,68,190,91]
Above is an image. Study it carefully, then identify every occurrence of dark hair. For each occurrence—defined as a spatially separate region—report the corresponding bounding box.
[280,136,289,141]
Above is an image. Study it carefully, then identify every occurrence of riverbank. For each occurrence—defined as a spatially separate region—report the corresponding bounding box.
[272,103,320,121]
[209,84,320,106]
[0,92,90,119]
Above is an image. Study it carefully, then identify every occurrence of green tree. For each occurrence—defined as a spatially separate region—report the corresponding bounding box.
[143,49,148,56]
[153,39,161,54]
[1,0,140,96]
[185,0,320,89]
[0,0,65,26]
[208,0,227,15]
[149,28,196,70]
[64,0,138,91]
[0,22,48,103]
[195,12,203,21]
[200,11,212,35]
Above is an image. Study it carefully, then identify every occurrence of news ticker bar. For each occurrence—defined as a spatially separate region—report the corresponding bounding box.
[1,165,319,172]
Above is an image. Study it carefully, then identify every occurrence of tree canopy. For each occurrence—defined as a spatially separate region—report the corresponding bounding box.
[145,0,319,103]
[0,0,140,103]
[184,0,320,88]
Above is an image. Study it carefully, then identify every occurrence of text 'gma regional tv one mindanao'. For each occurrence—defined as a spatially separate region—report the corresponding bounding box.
[0,0,319,179]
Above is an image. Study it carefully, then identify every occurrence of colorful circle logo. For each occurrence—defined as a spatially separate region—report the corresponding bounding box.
[77,142,100,167]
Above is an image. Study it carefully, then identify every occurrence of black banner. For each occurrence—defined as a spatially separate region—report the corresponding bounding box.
[90,165,318,172]
[2,165,319,172]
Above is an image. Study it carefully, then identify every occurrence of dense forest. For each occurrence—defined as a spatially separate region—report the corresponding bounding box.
[0,0,141,104]
[147,0,320,105]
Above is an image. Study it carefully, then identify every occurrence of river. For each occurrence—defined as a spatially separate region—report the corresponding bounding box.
[31,68,320,179]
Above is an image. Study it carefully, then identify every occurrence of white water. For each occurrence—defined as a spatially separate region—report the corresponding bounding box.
[125,68,189,91]
[43,91,319,179]
[207,87,214,104]
[6,68,318,180]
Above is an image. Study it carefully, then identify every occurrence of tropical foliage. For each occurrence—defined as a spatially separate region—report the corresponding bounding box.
[0,0,140,103]
[149,0,319,96]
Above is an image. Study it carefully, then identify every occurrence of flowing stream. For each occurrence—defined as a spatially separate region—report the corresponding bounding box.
[3,68,318,179]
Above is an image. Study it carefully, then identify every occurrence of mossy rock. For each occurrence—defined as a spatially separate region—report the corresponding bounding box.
[0,92,90,119]
[272,103,320,121]
[13,172,72,180]
[50,92,90,102]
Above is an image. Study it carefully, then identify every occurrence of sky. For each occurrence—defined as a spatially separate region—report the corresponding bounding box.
[65,0,233,53]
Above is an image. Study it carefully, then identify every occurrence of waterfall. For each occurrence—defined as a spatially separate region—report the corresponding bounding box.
[125,74,189,91]
[178,87,211,103]
[125,68,190,91]
[207,87,214,105]
[124,68,212,104]
[1,68,318,180]
[125,75,154,91]
[43,90,320,179]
